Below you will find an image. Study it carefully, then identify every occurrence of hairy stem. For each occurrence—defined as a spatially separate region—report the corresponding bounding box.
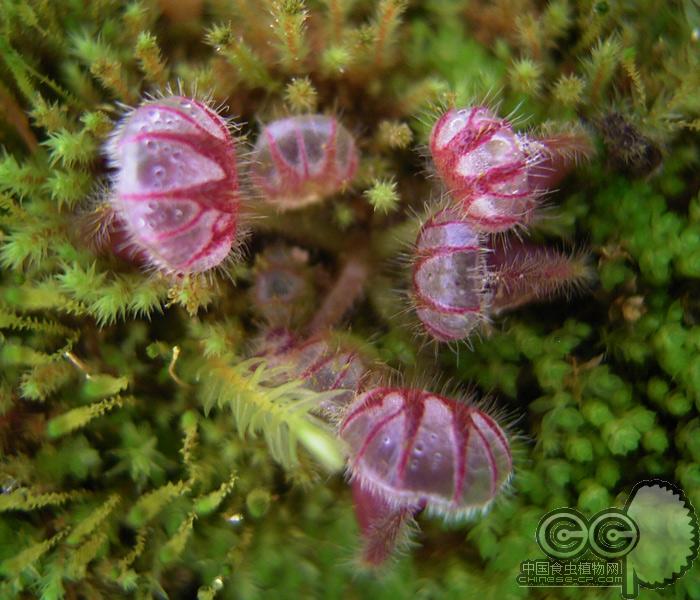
[308,251,369,335]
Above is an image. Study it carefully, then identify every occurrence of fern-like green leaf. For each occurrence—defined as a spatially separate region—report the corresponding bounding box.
[47,394,131,438]
[67,494,120,545]
[126,481,189,528]
[66,530,108,579]
[0,531,66,578]
[20,361,75,401]
[0,306,76,339]
[200,358,347,472]
[0,488,89,512]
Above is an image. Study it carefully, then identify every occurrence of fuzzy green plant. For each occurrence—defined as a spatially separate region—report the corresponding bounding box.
[1,1,700,599]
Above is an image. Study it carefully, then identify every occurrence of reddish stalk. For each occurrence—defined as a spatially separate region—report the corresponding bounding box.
[352,480,418,568]
[487,238,594,315]
[308,252,369,335]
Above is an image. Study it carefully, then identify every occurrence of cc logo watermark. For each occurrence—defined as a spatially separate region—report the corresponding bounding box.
[536,507,640,560]
[522,481,698,599]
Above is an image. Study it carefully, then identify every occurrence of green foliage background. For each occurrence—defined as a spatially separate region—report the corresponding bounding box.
[0,0,699,598]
